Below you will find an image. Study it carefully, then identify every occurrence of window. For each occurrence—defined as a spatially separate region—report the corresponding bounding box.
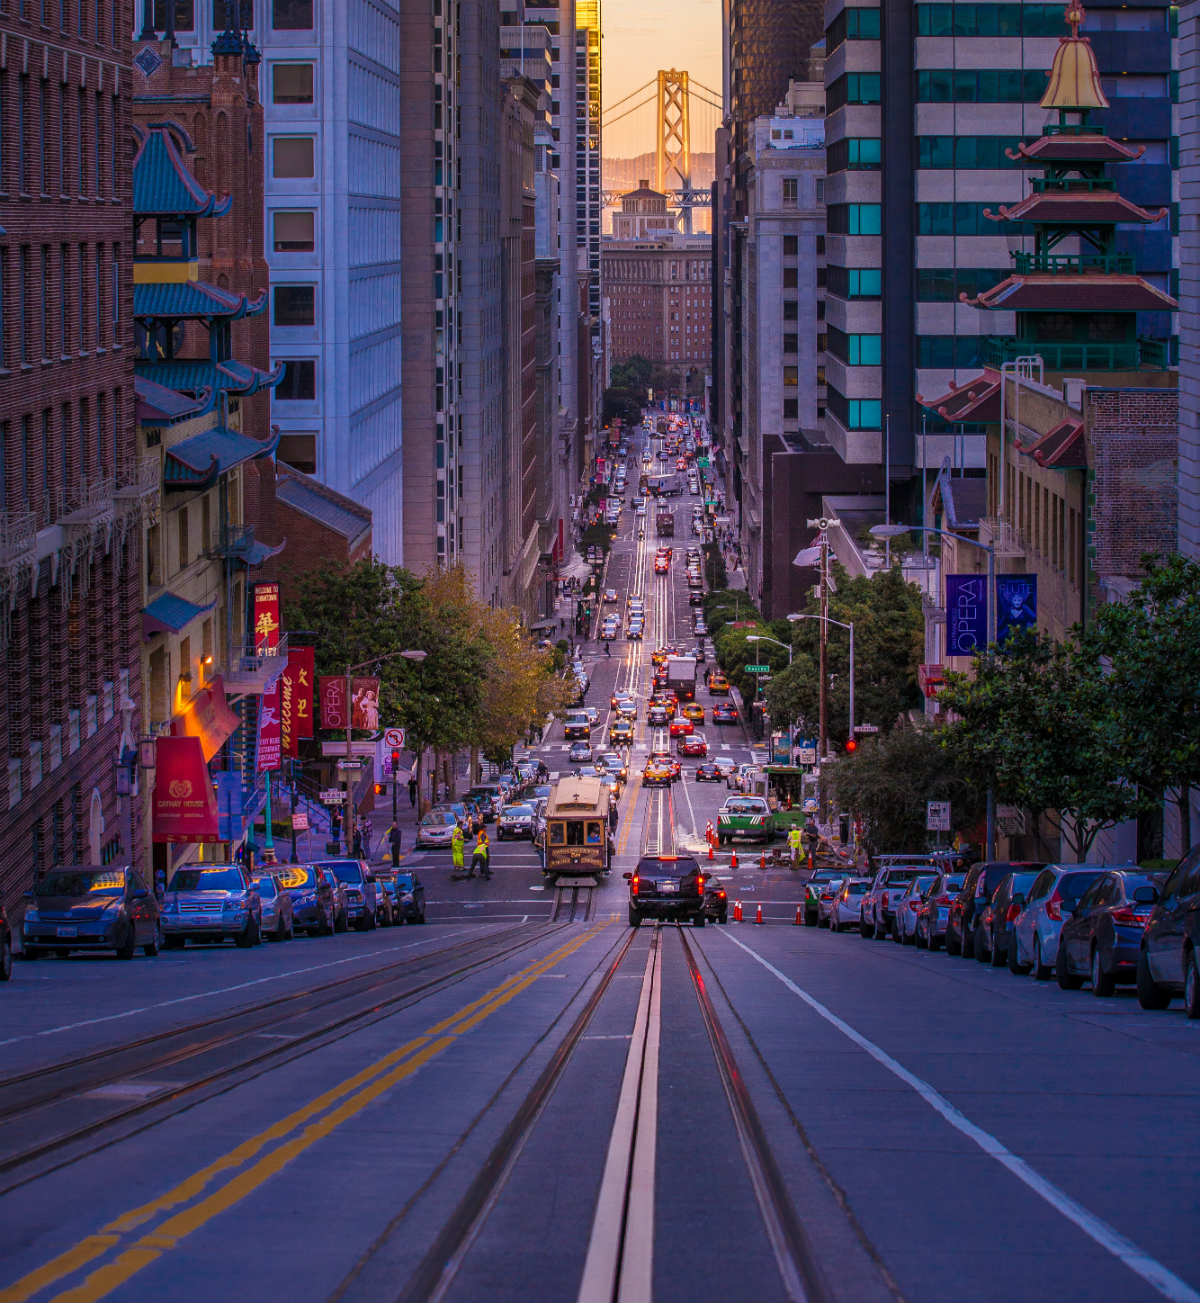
[782,234,798,257]
[782,300,798,321]
[177,507,190,570]
[828,137,882,172]
[916,203,993,236]
[272,136,315,178]
[828,327,882,365]
[782,177,799,206]
[275,358,316,400]
[916,335,984,367]
[828,266,883,299]
[783,333,798,354]
[273,0,313,28]
[152,1,195,29]
[783,398,799,420]
[827,72,881,112]
[273,210,315,251]
[783,365,798,386]
[915,3,1066,37]
[783,266,798,289]
[273,284,315,325]
[917,136,1019,169]
[828,387,882,430]
[916,69,1049,103]
[827,203,882,235]
[272,63,315,104]
[916,268,1001,301]
[827,5,881,48]
[211,0,252,22]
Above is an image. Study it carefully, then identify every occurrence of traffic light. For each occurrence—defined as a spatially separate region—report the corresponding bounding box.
[391,748,401,775]
[373,782,385,796]
[845,738,857,754]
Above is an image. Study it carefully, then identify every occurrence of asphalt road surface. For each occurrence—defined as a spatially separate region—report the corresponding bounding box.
[1,424,1198,1303]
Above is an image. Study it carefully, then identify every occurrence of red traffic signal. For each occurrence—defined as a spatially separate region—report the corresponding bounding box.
[845,738,858,753]
[391,748,401,769]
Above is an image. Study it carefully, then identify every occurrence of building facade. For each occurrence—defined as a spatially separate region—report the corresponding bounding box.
[611,182,679,239]
[0,2,143,904]
[821,0,1175,505]
[148,0,407,563]
[1181,0,1200,561]
[602,235,712,389]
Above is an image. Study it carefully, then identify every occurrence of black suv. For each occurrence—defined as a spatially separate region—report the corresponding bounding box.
[625,855,707,927]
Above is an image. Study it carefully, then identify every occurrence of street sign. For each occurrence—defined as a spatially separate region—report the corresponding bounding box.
[383,727,406,749]
[744,664,771,674]
[797,747,817,765]
[291,811,309,830]
[320,789,347,804]
[802,797,819,813]
[337,758,366,770]
[854,723,880,734]
[321,739,377,757]
[926,800,951,832]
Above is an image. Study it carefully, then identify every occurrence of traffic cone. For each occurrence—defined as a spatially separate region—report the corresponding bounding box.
[730,848,739,869]
[794,904,803,926]
[707,841,714,861]
[733,900,742,922]
[759,850,766,869]
[755,903,763,925]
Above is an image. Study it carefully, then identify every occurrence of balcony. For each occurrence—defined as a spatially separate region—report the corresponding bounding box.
[220,632,289,697]
[211,524,255,558]
[0,511,36,562]
[978,516,1027,559]
[1010,252,1136,276]
[982,337,1170,371]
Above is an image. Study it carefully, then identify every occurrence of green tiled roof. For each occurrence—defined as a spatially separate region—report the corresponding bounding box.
[134,282,267,321]
[135,358,283,397]
[164,426,280,490]
[133,124,233,218]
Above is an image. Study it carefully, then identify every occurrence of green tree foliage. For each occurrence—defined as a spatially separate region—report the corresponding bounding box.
[764,566,925,743]
[828,721,986,853]
[1084,554,1200,846]
[939,630,1142,858]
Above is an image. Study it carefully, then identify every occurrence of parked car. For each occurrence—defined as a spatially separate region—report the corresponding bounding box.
[391,871,427,923]
[1008,865,1107,980]
[830,878,872,932]
[815,876,848,927]
[860,866,928,939]
[891,875,938,944]
[21,864,162,960]
[972,870,1040,967]
[703,875,729,924]
[803,867,852,926]
[1137,844,1200,1014]
[311,859,378,931]
[273,863,337,936]
[251,872,295,941]
[318,867,351,933]
[626,855,706,927]
[498,803,536,839]
[946,861,1046,957]
[0,903,11,981]
[1054,869,1163,994]
[158,864,261,950]
[417,810,459,849]
[913,872,966,950]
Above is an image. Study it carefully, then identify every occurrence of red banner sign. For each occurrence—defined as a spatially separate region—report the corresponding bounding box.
[279,647,314,756]
[256,685,282,772]
[152,736,220,843]
[320,676,348,730]
[253,581,281,652]
[170,675,239,763]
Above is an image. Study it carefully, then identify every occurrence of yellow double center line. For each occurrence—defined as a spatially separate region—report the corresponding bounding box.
[2,924,608,1303]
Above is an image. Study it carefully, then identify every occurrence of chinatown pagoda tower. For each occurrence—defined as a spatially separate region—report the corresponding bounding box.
[969,1,1176,371]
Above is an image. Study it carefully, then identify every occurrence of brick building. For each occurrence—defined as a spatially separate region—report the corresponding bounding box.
[601,234,712,391]
[0,2,143,906]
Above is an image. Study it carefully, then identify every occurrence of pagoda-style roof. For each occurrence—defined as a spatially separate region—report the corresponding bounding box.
[1016,419,1087,469]
[1007,134,1144,165]
[133,123,233,218]
[1041,4,1108,111]
[135,375,217,426]
[916,368,1002,423]
[965,273,1178,313]
[135,358,284,397]
[134,282,268,322]
[164,426,281,491]
[985,190,1167,227]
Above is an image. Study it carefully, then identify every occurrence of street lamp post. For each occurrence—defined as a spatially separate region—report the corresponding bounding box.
[871,521,996,857]
[746,634,792,751]
[787,613,855,742]
[340,649,427,854]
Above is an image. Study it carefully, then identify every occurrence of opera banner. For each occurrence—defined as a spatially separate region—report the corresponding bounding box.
[946,573,988,655]
[996,574,1038,645]
[279,647,315,756]
[253,581,281,652]
[319,676,348,730]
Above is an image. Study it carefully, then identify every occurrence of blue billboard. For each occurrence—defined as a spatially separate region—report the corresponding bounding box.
[946,574,988,655]
[996,574,1038,644]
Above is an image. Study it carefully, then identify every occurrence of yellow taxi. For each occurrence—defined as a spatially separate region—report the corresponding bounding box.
[642,757,674,787]
[708,673,731,695]
[609,719,634,745]
[681,702,705,723]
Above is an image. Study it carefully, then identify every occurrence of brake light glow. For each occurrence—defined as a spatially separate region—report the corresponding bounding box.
[1005,902,1022,923]
[1110,906,1149,927]
[631,875,639,896]
[1045,889,1063,922]
[936,894,952,907]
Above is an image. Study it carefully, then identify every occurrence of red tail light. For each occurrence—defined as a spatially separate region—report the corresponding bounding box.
[936,894,952,907]
[907,900,920,911]
[1005,902,1022,923]
[1045,889,1063,922]
[1110,906,1148,927]
[696,874,705,896]
[717,890,726,900]
[631,875,640,896]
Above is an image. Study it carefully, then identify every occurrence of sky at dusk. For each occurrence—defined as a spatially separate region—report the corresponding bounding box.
[601,0,723,159]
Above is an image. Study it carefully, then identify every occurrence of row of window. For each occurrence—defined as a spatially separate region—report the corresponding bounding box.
[827,387,882,431]
[0,0,123,44]
[827,203,881,235]
[146,0,313,31]
[915,2,1114,38]
[827,72,881,111]
[827,326,882,366]
[0,74,120,201]
[827,137,882,172]
[917,135,1019,170]
[826,266,882,299]
[832,200,1162,237]
[826,5,880,50]
[917,69,1054,103]
[0,243,121,370]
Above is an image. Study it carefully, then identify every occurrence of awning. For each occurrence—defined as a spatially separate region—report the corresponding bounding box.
[143,591,217,637]
[171,676,240,762]
[152,736,221,843]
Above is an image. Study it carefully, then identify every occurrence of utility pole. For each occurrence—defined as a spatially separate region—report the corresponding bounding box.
[806,516,841,761]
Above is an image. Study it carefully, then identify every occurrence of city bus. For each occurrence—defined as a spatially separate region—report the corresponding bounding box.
[542,775,611,883]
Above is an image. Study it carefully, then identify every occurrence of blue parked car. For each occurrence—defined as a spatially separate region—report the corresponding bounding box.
[1137,844,1200,1016]
[1054,869,1164,995]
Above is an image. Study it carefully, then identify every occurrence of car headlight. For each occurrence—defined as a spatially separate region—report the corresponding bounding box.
[223,898,247,912]
[162,899,179,913]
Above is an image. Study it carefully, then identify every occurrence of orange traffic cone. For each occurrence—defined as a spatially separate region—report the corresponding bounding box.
[794,904,803,926]
[755,903,764,925]
[733,900,742,922]
[730,848,739,869]
[707,841,714,861]
[759,850,766,869]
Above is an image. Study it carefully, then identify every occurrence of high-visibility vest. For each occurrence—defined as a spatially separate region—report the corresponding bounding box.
[787,828,803,849]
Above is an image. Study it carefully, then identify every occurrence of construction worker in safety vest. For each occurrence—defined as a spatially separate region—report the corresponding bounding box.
[787,825,804,868]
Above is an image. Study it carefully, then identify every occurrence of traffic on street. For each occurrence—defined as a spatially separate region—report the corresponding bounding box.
[1,414,1198,1303]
